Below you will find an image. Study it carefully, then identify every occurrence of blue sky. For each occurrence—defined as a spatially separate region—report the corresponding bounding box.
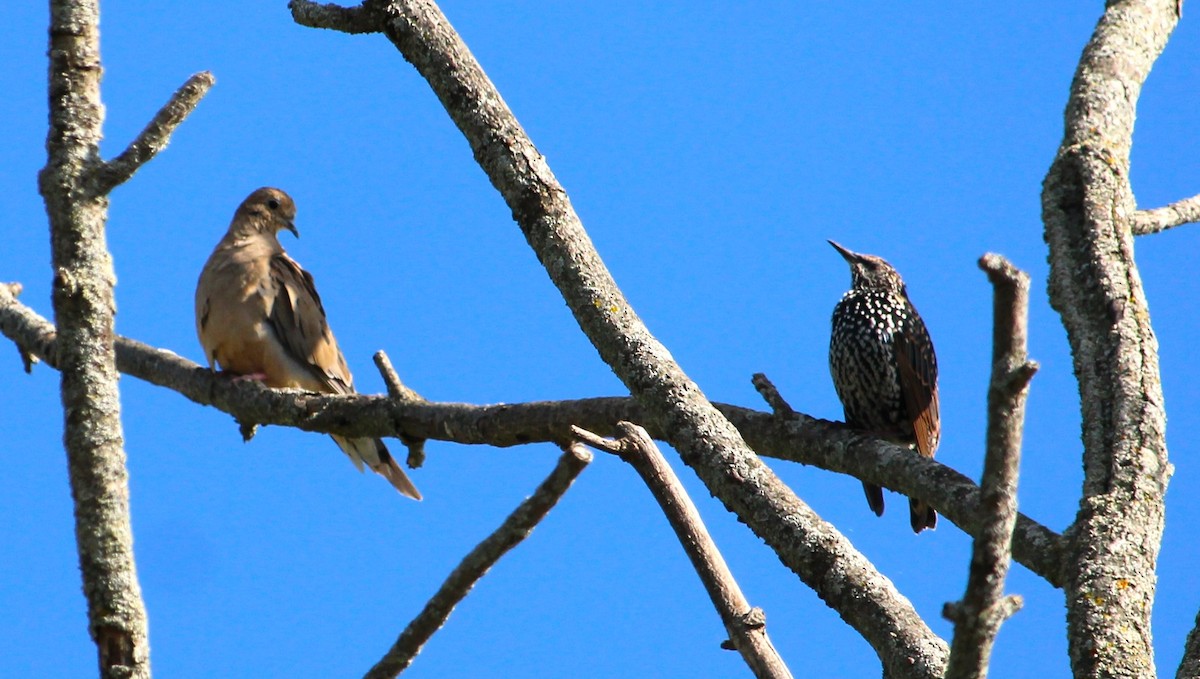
[2,3,1199,677]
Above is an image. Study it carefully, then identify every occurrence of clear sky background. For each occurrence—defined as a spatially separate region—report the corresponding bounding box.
[2,3,1199,678]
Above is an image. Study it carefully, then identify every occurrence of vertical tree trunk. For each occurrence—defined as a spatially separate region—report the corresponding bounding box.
[41,1,151,677]
[1041,1,1176,676]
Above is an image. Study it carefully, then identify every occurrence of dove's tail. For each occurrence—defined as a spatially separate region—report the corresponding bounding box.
[332,434,423,500]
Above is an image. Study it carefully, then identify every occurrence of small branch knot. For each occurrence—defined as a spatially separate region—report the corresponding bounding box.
[238,420,258,442]
[739,607,767,630]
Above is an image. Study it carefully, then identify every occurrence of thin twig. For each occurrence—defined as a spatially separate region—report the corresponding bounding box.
[942,254,1036,678]
[0,286,1067,586]
[373,350,425,403]
[751,373,797,418]
[575,423,793,679]
[288,0,381,33]
[1132,193,1200,235]
[2,283,36,372]
[363,444,592,678]
[374,350,428,468]
[96,71,215,192]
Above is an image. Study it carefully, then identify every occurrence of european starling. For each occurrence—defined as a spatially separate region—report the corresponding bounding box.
[827,240,939,533]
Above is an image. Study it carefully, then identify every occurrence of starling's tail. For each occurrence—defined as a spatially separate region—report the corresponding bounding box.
[331,434,423,500]
[863,482,885,517]
[909,498,937,533]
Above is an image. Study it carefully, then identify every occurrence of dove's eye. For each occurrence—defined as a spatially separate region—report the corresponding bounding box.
[267,198,280,210]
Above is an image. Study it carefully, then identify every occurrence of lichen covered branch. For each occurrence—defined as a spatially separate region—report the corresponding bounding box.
[40,0,150,675]
[97,71,215,192]
[942,255,1036,678]
[1132,193,1200,235]
[0,285,1066,587]
[1040,1,1176,675]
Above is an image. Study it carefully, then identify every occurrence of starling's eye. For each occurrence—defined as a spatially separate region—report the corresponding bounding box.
[267,198,280,210]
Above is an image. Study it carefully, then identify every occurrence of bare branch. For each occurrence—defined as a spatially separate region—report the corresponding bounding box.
[373,350,424,403]
[363,444,591,679]
[1177,609,1200,679]
[2,283,36,372]
[289,0,381,34]
[292,4,947,673]
[570,425,622,455]
[374,350,427,468]
[751,372,798,418]
[0,286,1066,586]
[1041,1,1176,674]
[40,0,149,675]
[577,422,793,679]
[96,71,215,192]
[942,254,1037,678]
[1132,193,1200,235]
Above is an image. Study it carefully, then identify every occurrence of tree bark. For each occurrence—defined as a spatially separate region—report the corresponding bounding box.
[40,1,150,677]
[943,255,1036,679]
[1041,1,1176,676]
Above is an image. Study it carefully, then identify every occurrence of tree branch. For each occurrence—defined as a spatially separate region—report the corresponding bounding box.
[40,0,150,676]
[0,285,1066,587]
[575,423,793,679]
[291,3,948,674]
[751,372,799,418]
[373,350,428,468]
[96,71,215,193]
[1,283,37,372]
[363,443,591,679]
[289,0,381,33]
[1176,609,1200,679]
[942,254,1036,678]
[1132,193,1200,235]
[1041,1,1176,675]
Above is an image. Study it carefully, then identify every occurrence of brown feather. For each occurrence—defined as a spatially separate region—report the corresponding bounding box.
[267,253,351,394]
[894,332,940,459]
[196,187,421,500]
[894,332,939,532]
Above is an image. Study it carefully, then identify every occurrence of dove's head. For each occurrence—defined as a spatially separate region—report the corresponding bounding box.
[233,187,299,239]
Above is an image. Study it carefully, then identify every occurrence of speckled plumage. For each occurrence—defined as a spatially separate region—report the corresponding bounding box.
[827,240,939,533]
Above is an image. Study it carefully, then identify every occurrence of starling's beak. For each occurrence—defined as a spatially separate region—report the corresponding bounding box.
[827,239,858,262]
[283,219,299,239]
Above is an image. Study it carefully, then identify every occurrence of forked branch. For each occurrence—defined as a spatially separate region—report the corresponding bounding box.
[0,285,1066,588]
[288,2,947,673]
[574,422,792,679]
[942,254,1036,678]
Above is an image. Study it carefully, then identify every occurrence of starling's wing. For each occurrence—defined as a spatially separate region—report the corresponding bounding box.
[894,316,940,458]
[267,253,354,395]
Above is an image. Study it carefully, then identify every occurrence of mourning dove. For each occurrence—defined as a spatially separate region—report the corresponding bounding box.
[196,187,421,500]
